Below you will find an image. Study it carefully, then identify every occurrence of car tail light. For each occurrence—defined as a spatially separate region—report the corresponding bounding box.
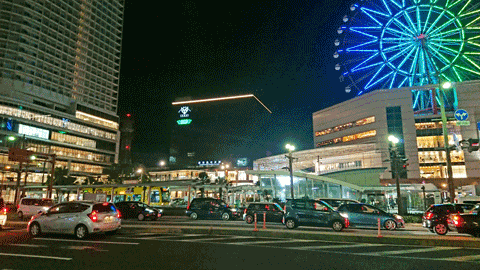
[117,210,121,219]
[88,211,98,222]
[425,212,434,220]
[452,215,464,226]
[344,218,349,228]
[244,208,247,214]
[187,204,190,210]
[1,207,6,214]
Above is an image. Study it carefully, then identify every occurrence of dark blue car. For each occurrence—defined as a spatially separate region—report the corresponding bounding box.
[337,203,404,230]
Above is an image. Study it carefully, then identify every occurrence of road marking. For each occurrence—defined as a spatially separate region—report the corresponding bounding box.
[230,239,317,245]
[0,253,72,261]
[9,244,48,248]
[444,254,480,262]
[34,238,139,245]
[129,234,205,240]
[293,243,385,250]
[360,247,461,256]
[62,246,108,252]
[178,236,240,242]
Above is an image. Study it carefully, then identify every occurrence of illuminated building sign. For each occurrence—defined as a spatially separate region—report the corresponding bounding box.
[18,124,50,140]
[177,119,192,125]
[237,158,248,167]
[178,106,191,118]
[198,160,222,166]
[177,106,192,125]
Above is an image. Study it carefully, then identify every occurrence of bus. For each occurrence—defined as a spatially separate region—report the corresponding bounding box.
[82,186,170,206]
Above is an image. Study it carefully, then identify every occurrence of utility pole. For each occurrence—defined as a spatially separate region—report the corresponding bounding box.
[285,144,296,200]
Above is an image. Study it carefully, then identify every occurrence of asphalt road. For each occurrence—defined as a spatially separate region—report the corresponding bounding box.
[1,229,480,270]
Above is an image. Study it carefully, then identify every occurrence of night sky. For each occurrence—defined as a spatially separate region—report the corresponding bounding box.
[118,0,355,167]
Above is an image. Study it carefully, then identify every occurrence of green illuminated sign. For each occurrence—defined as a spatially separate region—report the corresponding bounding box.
[177,119,192,125]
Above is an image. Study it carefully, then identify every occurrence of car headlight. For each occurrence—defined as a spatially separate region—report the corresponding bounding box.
[339,213,348,219]
[157,209,164,213]
[230,208,238,212]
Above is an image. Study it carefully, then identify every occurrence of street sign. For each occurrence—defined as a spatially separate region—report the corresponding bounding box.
[8,148,33,163]
[454,109,469,121]
[456,121,471,126]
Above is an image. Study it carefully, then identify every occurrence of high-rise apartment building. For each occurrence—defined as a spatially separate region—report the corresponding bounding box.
[0,0,125,201]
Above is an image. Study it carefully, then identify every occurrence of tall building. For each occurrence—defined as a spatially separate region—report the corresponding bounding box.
[0,0,125,201]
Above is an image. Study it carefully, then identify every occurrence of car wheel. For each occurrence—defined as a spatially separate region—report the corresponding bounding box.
[285,218,297,229]
[433,223,448,235]
[221,212,230,221]
[245,215,254,224]
[75,225,88,239]
[137,213,145,221]
[190,212,198,220]
[384,219,397,231]
[29,222,41,237]
[18,211,24,220]
[332,220,344,232]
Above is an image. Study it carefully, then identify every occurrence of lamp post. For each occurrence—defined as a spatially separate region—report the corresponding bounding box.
[285,144,295,199]
[388,135,403,215]
[437,82,455,203]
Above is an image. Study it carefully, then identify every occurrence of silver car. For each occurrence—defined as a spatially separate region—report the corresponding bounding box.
[28,201,121,239]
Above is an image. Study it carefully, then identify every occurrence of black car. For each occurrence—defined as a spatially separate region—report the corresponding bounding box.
[186,198,241,220]
[114,201,161,221]
[283,199,348,231]
[448,212,480,237]
[244,202,284,224]
[422,203,475,235]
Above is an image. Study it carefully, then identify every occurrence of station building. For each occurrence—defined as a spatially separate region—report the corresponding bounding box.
[251,80,480,212]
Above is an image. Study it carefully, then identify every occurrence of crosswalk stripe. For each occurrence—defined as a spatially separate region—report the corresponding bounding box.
[359,247,461,256]
[444,254,480,262]
[178,236,238,242]
[293,243,384,250]
[0,253,72,261]
[230,239,317,245]
[34,238,138,245]
[9,244,48,248]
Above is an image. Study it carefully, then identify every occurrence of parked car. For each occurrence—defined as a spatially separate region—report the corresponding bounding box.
[337,203,404,230]
[186,198,241,220]
[28,201,121,239]
[422,203,475,235]
[283,199,348,231]
[114,201,161,221]
[447,212,480,237]
[317,198,360,210]
[244,202,284,224]
[170,198,188,208]
[17,198,54,220]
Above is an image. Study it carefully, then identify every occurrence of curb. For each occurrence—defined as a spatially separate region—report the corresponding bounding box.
[121,224,480,248]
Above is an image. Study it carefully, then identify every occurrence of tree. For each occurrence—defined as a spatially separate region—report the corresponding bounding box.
[196,172,210,198]
[44,167,76,201]
[215,177,228,200]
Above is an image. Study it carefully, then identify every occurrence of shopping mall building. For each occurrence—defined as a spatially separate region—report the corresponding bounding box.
[252,80,480,212]
[0,1,125,202]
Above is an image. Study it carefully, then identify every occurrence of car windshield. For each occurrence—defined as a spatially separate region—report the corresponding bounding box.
[39,200,54,206]
[318,200,335,211]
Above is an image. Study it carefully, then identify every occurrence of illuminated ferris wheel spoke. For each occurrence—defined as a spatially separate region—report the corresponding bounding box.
[452,66,463,81]
[346,40,378,52]
[447,0,463,9]
[389,0,402,9]
[383,42,413,54]
[457,0,472,16]
[416,6,422,32]
[425,10,447,36]
[384,26,411,37]
[422,6,434,33]
[392,18,417,36]
[465,16,480,27]
[455,65,480,76]
[360,8,385,26]
[351,53,381,72]
[350,28,379,39]
[402,10,419,34]
[462,55,480,71]
[388,71,398,89]
[381,0,393,15]
[365,64,387,89]
[427,18,460,38]
[467,41,480,49]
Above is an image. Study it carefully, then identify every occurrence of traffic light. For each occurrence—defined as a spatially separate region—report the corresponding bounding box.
[467,138,480,152]
[399,158,409,174]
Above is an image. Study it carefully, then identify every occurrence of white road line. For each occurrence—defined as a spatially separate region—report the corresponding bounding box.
[230,239,318,245]
[34,238,138,245]
[0,253,72,261]
[128,234,205,240]
[444,254,480,262]
[62,246,108,252]
[9,244,48,248]
[360,247,461,256]
[177,236,239,242]
[294,243,385,250]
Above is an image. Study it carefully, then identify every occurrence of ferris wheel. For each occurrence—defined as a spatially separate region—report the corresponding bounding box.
[334,0,480,111]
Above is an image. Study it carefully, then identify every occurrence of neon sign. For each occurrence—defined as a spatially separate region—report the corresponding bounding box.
[178,106,191,118]
[177,119,192,125]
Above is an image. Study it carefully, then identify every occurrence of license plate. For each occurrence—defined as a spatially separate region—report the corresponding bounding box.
[103,216,113,223]
[0,214,6,226]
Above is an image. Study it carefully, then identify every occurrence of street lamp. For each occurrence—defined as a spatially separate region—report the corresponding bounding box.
[158,160,166,167]
[285,144,295,199]
[388,135,404,215]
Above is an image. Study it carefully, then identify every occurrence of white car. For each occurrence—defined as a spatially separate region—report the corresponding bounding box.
[17,198,54,220]
[28,201,121,239]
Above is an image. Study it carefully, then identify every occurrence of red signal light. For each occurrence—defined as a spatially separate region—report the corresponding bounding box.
[126,114,131,117]
[125,145,130,149]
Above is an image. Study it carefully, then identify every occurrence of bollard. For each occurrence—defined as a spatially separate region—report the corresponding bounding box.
[263,212,266,229]
[253,213,258,232]
[377,218,383,238]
